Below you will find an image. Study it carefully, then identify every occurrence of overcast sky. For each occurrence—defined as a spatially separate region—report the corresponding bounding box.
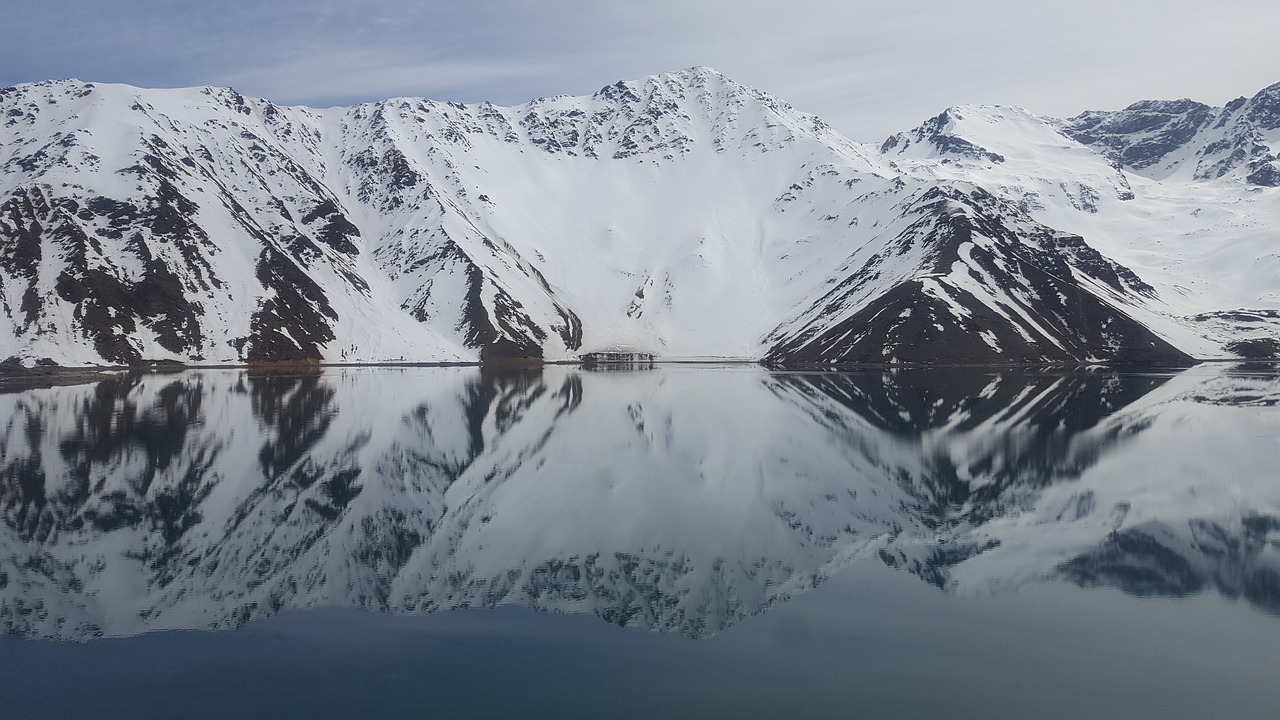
[4,0,1280,141]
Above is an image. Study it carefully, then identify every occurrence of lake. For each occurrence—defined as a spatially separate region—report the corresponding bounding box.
[2,363,1279,718]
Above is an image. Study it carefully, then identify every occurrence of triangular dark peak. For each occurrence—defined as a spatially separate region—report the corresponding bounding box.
[766,186,1190,367]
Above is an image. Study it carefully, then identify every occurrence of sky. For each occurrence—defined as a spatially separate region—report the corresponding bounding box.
[4,0,1280,142]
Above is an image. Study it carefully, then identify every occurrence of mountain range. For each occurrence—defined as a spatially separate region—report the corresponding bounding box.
[2,67,1279,366]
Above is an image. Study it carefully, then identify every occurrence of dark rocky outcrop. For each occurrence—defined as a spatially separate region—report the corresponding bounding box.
[766,187,1192,366]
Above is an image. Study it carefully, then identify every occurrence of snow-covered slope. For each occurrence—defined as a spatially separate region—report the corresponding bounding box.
[1,69,1278,365]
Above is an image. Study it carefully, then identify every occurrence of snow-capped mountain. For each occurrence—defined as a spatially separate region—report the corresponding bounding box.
[1,68,1278,365]
[3,364,1276,640]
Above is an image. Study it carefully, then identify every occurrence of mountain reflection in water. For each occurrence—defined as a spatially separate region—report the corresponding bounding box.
[2,363,1278,640]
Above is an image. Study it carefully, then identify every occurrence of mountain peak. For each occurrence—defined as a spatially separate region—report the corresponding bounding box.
[1245,80,1280,130]
[634,65,727,86]
[595,65,737,98]
[665,65,725,80]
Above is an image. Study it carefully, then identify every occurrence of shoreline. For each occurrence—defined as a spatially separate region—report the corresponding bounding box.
[2,357,1273,393]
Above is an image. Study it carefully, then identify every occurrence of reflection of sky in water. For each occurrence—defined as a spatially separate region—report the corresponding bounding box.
[2,364,1280,715]
[5,562,1279,719]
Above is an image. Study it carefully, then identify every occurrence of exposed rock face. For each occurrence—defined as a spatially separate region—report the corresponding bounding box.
[1062,99,1216,171]
[1,70,1277,366]
[1060,81,1280,186]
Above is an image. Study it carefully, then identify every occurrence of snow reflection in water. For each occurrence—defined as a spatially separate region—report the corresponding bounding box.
[2,363,1279,640]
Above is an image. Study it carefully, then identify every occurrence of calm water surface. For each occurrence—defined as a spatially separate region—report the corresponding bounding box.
[2,364,1279,718]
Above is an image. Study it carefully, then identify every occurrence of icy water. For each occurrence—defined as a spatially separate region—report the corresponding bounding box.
[3,363,1280,719]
